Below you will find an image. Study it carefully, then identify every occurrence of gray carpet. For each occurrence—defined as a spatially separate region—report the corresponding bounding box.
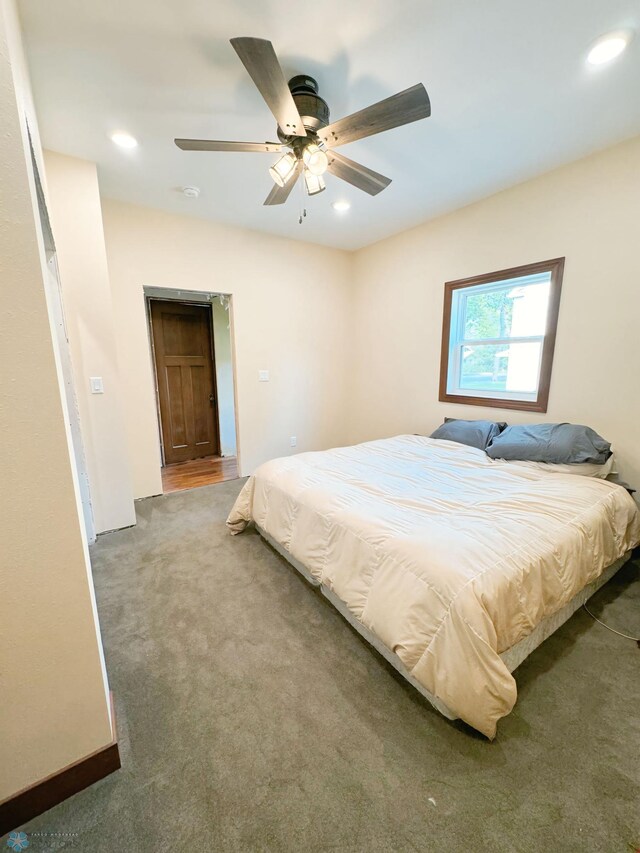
[15,479,640,852]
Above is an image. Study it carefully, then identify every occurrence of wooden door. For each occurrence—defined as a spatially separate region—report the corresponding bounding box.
[150,300,219,465]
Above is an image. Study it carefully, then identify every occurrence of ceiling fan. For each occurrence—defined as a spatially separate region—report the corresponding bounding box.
[175,37,431,206]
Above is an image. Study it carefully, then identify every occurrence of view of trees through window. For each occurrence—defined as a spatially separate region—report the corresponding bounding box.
[460,289,516,390]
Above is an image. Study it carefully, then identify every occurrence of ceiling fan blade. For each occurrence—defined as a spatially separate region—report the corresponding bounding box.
[326,151,391,196]
[263,162,302,205]
[175,139,282,152]
[230,37,307,138]
[318,83,430,149]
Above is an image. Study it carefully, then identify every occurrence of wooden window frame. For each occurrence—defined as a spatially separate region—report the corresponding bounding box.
[438,257,565,413]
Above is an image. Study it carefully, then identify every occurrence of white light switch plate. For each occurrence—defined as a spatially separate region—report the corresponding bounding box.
[90,376,104,394]
[290,436,297,447]
[258,370,269,382]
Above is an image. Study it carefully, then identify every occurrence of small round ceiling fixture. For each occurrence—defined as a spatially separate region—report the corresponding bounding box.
[182,186,201,198]
[587,30,633,65]
[110,131,138,149]
[332,200,350,212]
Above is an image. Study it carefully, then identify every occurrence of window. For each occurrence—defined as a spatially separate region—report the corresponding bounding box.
[439,258,564,412]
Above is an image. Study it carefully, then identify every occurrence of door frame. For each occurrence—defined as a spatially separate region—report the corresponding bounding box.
[143,287,241,477]
[30,139,96,542]
[147,295,222,467]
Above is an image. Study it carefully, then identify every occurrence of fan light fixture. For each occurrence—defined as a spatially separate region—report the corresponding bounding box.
[269,152,298,187]
[174,37,432,209]
[302,143,329,176]
[332,200,350,212]
[304,170,325,195]
[587,31,632,65]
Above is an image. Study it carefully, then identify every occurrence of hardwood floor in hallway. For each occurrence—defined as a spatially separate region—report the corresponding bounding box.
[161,455,238,493]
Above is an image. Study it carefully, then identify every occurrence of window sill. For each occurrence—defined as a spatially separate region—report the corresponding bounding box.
[438,390,548,413]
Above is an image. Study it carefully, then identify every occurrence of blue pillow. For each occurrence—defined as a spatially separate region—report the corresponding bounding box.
[430,419,504,451]
[486,423,611,464]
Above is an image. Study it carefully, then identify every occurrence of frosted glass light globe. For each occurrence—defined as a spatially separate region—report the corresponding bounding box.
[269,152,298,187]
[302,143,328,176]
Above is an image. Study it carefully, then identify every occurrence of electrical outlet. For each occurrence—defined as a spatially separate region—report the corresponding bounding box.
[258,370,269,382]
[290,436,297,448]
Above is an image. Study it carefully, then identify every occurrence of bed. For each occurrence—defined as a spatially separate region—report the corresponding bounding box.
[227,435,640,738]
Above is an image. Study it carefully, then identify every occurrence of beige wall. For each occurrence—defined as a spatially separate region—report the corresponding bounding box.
[43,151,136,534]
[349,136,640,490]
[101,199,353,498]
[0,0,113,800]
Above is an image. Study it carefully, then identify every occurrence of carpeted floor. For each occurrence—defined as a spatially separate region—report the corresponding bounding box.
[15,479,640,852]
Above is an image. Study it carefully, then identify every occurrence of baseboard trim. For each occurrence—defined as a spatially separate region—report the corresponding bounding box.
[0,693,120,835]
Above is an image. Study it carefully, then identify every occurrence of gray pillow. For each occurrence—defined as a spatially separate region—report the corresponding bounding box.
[445,416,507,431]
[430,419,504,451]
[486,423,612,464]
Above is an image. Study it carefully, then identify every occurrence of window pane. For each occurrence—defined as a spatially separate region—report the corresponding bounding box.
[458,341,542,394]
[463,278,551,340]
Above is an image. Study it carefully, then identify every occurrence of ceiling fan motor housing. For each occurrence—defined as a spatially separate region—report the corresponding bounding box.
[277,75,330,142]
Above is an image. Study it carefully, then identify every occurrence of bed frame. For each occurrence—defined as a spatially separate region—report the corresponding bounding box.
[256,524,631,722]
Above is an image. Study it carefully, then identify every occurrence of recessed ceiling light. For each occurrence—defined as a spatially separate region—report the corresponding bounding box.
[182,186,200,198]
[110,132,138,149]
[332,200,350,212]
[587,31,632,65]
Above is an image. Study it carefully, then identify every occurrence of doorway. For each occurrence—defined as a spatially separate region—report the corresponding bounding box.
[30,132,96,541]
[148,297,238,492]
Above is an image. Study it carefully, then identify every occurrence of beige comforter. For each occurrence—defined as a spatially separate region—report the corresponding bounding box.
[227,435,640,737]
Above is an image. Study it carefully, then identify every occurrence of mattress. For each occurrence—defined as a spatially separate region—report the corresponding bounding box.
[257,524,631,722]
[498,552,629,671]
[228,435,640,737]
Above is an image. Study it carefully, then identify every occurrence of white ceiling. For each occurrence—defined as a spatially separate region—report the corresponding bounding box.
[18,0,640,251]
